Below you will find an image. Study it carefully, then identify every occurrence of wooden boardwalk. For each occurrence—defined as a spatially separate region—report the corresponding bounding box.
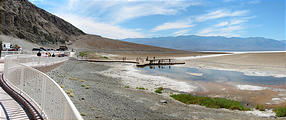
[78,58,185,67]
[136,59,185,67]
[0,86,29,120]
[78,59,138,63]
[0,61,29,120]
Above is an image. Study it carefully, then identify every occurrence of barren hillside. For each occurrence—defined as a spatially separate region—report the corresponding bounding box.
[0,0,84,45]
[70,35,186,53]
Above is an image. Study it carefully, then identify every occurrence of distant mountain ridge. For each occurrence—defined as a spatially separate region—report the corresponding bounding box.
[123,35,286,51]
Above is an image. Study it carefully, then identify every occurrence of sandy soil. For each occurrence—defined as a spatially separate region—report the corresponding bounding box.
[43,60,283,119]
[80,49,225,62]
[114,52,224,59]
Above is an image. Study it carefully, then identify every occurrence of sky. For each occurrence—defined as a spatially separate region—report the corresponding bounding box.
[30,0,285,40]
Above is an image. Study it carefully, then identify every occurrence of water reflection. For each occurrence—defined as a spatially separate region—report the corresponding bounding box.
[136,65,286,85]
[148,65,171,69]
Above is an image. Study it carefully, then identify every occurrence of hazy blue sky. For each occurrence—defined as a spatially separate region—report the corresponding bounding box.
[30,0,285,40]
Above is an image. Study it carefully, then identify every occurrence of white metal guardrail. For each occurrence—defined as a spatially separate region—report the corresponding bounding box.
[1,51,71,58]
[3,55,83,120]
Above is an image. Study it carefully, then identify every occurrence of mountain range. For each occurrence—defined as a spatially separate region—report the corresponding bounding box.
[123,36,286,51]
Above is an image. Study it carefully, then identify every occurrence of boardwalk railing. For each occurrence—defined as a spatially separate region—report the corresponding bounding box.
[3,55,83,120]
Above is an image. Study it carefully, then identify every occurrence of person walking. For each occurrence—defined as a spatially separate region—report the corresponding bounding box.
[37,51,41,64]
[37,51,41,57]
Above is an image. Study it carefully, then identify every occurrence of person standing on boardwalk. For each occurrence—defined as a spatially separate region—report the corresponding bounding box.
[37,51,41,57]
[37,51,41,64]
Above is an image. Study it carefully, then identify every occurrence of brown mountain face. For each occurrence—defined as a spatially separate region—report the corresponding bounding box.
[0,0,85,45]
[72,35,184,53]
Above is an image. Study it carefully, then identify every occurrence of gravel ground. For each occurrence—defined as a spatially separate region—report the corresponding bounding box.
[46,60,281,120]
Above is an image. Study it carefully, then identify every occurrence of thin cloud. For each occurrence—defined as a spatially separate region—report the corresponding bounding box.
[111,1,203,23]
[173,29,190,36]
[55,13,146,39]
[198,15,255,37]
[198,23,244,37]
[63,0,203,24]
[152,20,194,32]
[29,0,44,4]
[214,21,229,27]
[248,0,261,4]
[195,9,249,22]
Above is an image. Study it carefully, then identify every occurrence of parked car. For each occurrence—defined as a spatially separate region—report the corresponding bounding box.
[58,46,68,51]
[32,48,41,51]
[40,47,46,51]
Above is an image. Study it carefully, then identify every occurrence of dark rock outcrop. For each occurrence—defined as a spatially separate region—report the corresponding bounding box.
[0,0,85,45]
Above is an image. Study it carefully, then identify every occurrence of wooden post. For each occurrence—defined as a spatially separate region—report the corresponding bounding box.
[0,40,2,57]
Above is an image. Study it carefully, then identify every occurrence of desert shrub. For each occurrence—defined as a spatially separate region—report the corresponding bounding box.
[69,92,75,97]
[170,94,250,111]
[79,51,88,58]
[81,84,86,87]
[60,85,65,88]
[274,107,286,117]
[255,104,265,111]
[65,89,72,94]
[125,85,130,88]
[80,80,85,82]
[155,87,163,94]
[136,87,146,90]
[85,86,90,89]
[103,56,108,59]
[80,112,87,116]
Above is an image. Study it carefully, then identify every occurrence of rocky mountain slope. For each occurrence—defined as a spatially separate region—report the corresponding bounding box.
[71,35,183,53]
[0,0,85,45]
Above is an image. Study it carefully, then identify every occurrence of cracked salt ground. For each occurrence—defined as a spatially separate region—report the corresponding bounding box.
[246,109,276,118]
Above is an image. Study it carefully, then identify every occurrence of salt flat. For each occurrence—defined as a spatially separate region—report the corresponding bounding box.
[184,52,286,78]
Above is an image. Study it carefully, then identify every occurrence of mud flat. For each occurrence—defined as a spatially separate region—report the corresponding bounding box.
[176,52,286,107]
[183,52,286,78]
[45,60,282,119]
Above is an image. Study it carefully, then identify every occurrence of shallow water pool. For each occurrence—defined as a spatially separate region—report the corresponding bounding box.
[136,65,286,85]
